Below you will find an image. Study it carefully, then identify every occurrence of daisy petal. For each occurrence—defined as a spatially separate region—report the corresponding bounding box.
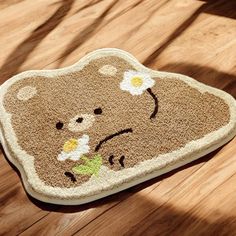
[57,134,90,162]
[120,70,155,95]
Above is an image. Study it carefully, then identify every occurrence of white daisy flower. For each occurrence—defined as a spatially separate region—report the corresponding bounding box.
[120,70,155,95]
[57,134,90,161]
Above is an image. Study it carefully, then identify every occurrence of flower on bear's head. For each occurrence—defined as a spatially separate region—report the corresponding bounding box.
[57,134,90,161]
[120,70,155,95]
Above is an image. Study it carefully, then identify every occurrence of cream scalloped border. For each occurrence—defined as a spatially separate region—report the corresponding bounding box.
[0,48,236,205]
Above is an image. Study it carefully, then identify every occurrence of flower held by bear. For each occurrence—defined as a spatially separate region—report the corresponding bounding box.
[57,135,90,161]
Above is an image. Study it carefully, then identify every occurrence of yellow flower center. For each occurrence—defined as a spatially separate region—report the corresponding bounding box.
[131,76,143,87]
[63,139,78,153]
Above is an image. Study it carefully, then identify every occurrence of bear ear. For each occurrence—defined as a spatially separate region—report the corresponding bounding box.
[16,85,37,101]
[2,77,42,114]
[98,64,118,76]
[87,54,135,79]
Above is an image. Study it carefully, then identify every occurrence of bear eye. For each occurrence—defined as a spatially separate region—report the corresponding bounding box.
[94,107,102,115]
[56,121,64,130]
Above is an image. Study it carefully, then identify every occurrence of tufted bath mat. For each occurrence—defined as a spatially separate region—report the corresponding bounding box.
[1,48,236,205]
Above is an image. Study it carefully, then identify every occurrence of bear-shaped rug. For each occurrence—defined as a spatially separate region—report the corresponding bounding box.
[0,48,236,205]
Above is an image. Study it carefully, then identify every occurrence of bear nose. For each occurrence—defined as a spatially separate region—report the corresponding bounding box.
[76,117,83,123]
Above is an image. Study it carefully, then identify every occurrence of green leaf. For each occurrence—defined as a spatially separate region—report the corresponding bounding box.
[72,165,93,175]
[81,156,90,165]
[72,154,102,176]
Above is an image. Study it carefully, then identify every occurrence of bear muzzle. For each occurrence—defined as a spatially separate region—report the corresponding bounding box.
[68,114,95,132]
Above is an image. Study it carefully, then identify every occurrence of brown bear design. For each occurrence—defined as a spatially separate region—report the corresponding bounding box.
[3,56,229,188]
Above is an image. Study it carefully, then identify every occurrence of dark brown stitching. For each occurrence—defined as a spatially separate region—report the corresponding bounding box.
[108,155,114,165]
[94,107,102,115]
[64,172,76,182]
[95,128,133,152]
[119,156,125,167]
[56,121,64,129]
[147,88,158,119]
[76,117,83,123]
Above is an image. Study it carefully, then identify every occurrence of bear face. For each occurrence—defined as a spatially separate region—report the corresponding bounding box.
[2,53,232,190]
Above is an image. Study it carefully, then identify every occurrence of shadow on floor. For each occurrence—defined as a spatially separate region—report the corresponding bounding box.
[56,0,147,65]
[144,0,236,66]
[56,0,118,65]
[0,0,75,83]
[117,194,236,236]
[199,0,236,19]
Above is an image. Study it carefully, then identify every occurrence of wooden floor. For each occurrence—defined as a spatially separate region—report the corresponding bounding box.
[0,0,236,235]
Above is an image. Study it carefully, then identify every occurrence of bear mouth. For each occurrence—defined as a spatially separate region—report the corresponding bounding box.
[94,89,158,153]
[95,128,133,152]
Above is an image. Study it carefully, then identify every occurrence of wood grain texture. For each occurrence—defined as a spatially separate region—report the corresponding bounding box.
[0,0,236,235]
